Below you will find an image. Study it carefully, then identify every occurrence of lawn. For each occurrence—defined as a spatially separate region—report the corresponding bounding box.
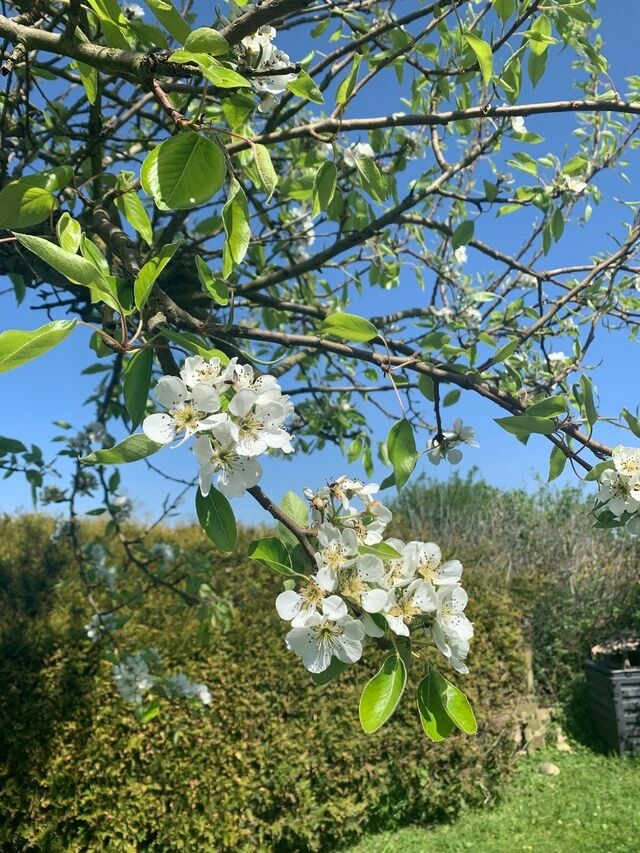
[344,747,640,853]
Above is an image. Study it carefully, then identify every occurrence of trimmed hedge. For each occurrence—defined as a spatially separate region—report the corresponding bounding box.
[0,512,526,852]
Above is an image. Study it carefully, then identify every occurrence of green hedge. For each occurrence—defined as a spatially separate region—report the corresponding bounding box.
[0,512,526,852]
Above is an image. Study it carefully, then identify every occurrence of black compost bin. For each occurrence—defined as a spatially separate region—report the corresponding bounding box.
[585,631,640,755]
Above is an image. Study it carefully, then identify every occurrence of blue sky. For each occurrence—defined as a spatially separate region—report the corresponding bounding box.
[1,3,639,525]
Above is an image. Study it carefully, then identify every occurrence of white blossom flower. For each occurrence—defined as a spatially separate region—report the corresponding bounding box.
[113,652,157,704]
[194,423,262,499]
[276,579,339,626]
[237,25,297,112]
[228,390,294,456]
[402,541,463,586]
[143,376,225,446]
[314,523,359,586]
[612,445,640,479]
[180,355,232,391]
[597,469,640,516]
[432,585,474,659]
[454,246,468,265]
[427,419,478,465]
[382,579,437,637]
[163,672,212,705]
[510,115,527,133]
[563,175,588,194]
[285,602,365,673]
[343,142,375,167]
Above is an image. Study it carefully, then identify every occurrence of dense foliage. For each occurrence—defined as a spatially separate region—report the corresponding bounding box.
[0,512,524,851]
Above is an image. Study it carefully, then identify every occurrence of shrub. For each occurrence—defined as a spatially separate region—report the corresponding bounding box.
[0,513,526,852]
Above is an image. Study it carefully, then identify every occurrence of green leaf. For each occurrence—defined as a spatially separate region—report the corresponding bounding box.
[134,241,181,310]
[195,486,238,553]
[527,48,548,88]
[442,389,460,407]
[123,348,153,429]
[430,668,477,734]
[56,212,82,254]
[488,338,519,366]
[81,433,164,465]
[278,490,310,548]
[20,166,73,193]
[418,374,435,401]
[417,671,455,742]
[464,33,493,84]
[13,233,114,304]
[621,407,640,438]
[145,0,190,43]
[451,220,474,250]
[585,459,614,482]
[493,0,515,23]
[222,179,251,277]
[359,655,407,733]
[253,144,278,202]
[359,542,402,560]
[0,320,76,374]
[248,537,294,575]
[0,436,27,455]
[195,256,229,305]
[548,444,567,482]
[141,132,226,211]
[495,415,556,436]
[312,161,337,216]
[156,328,228,360]
[387,418,417,490]
[0,182,56,229]
[353,156,387,202]
[580,375,598,427]
[201,62,252,89]
[526,396,567,418]
[183,27,229,55]
[320,312,379,343]
[286,69,324,104]
[336,53,362,105]
[77,59,98,104]
[115,183,153,246]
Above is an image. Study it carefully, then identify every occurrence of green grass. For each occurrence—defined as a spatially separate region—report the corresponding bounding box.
[344,748,640,853]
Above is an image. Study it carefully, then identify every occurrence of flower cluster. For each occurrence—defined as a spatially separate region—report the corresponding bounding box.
[427,418,479,466]
[143,355,294,499]
[112,649,212,707]
[235,25,297,113]
[595,445,640,534]
[276,477,473,675]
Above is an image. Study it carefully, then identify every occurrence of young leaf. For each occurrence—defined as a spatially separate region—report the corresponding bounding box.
[286,69,324,104]
[451,220,474,249]
[621,407,640,438]
[527,396,567,418]
[134,241,181,310]
[495,415,556,436]
[0,182,57,229]
[183,27,229,55]
[277,490,309,548]
[0,320,76,374]
[584,459,614,482]
[386,418,417,490]
[195,256,229,305]
[417,672,455,741]
[580,375,598,427]
[430,668,477,734]
[195,486,238,553]
[336,53,362,105]
[222,179,251,277]
[123,348,153,429]
[359,655,407,733]
[248,537,294,575]
[320,312,379,343]
[464,33,493,84]
[253,144,278,202]
[13,233,112,298]
[81,434,164,465]
[145,0,190,43]
[56,213,82,254]
[115,184,153,246]
[548,444,567,482]
[418,374,435,401]
[312,161,337,216]
[141,132,226,211]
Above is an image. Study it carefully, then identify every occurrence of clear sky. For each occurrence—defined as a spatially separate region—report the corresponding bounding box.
[1,3,639,525]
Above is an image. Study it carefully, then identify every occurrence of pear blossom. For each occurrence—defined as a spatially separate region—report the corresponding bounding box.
[427,418,478,465]
[432,585,474,659]
[314,523,359,589]
[382,579,438,637]
[228,390,294,457]
[143,376,225,446]
[597,469,640,516]
[343,141,375,167]
[510,115,527,133]
[285,603,365,673]
[403,541,463,586]
[236,25,297,112]
[454,246,468,264]
[194,423,262,499]
[276,580,339,627]
[612,445,640,478]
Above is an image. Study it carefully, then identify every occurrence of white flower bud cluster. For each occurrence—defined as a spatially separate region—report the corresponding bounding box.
[142,355,294,499]
[427,418,479,466]
[595,445,640,534]
[113,650,212,707]
[276,477,473,675]
[235,26,297,113]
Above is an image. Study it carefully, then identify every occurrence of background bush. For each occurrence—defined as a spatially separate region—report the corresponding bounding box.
[0,507,525,852]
